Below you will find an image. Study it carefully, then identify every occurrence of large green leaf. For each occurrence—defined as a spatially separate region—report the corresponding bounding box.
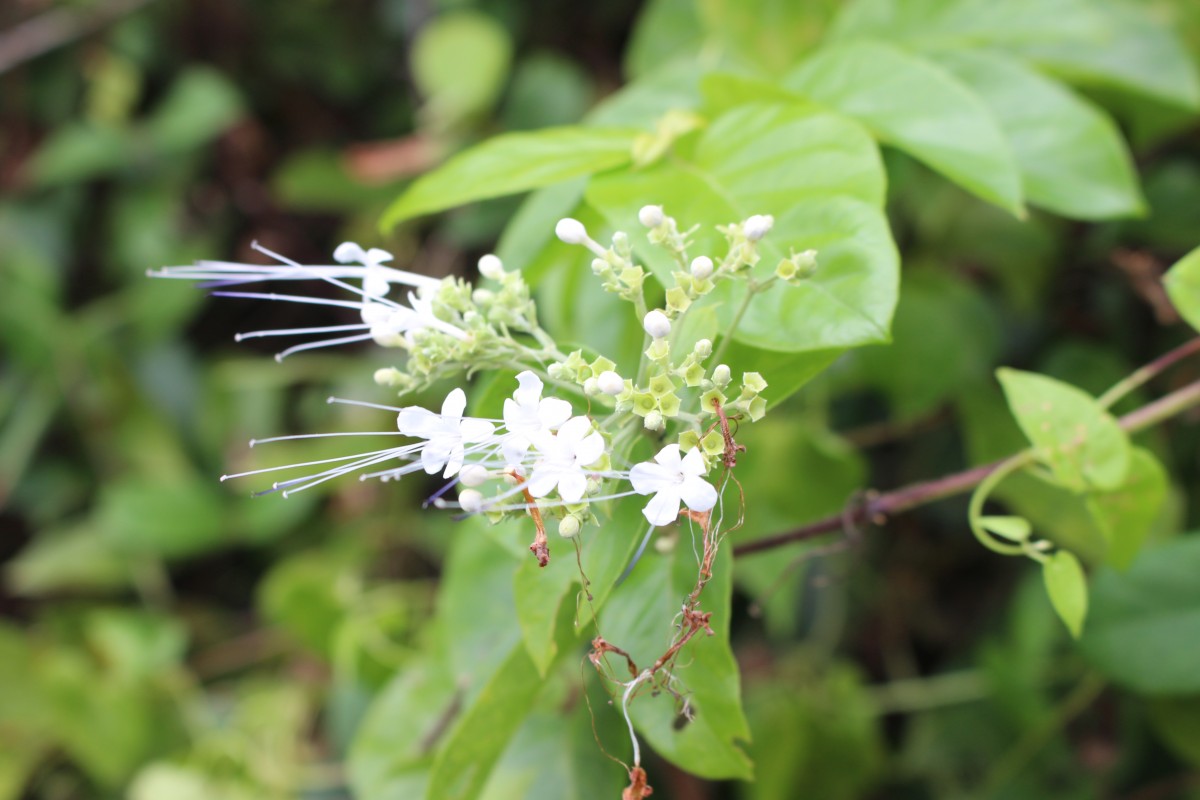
[829,0,1200,111]
[996,368,1130,492]
[381,127,639,228]
[783,41,1023,214]
[1164,245,1200,333]
[930,49,1143,220]
[1079,536,1200,693]
[586,102,897,357]
[599,544,752,779]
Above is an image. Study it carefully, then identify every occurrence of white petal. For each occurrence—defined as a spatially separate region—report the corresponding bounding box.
[574,431,606,468]
[333,242,367,264]
[397,407,437,436]
[441,388,467,420]
[361,303,390,324]
[679,476,718,513]
[537,397,573,429]
[364,273,390,298]
[513,371,544,407]
[680,446,709,479]
[557,415,593,445]
[653,443,683,469]
[459,418,496,444]
[630,461,678,495]
[526,468,559,498]
[443,444,465,478]
[642,488,682,527]
[421,442,450,474]
[364,247,394,266]
[502,433,531,465]
[557,471,587,503]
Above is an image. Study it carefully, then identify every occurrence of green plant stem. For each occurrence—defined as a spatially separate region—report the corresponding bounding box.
[709,280,761,368]
[735,375,1200,556]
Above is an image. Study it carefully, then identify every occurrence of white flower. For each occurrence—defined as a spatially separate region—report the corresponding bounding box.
[396,388,495,478]
[147,242,459,360]
[744,214,774,242]
[643,309,671,339]
[597,370,625,396]
[526,416,605,503]
[555,218,589,245]
[502,371,573,464]
[638,205,664,227]
[690,255,714,280]
[629,444,718,526]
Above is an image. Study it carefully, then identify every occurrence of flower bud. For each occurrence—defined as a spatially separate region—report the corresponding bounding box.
[643,410,664,431]
[555,217,588,245]
[638,204,664,227]
[458,489,485,513]
[471,288,494,305]
[597,370,625,396]
[459,464,489,487]
[689,255,714,280]
[793,248,818,278]
[558,515,581,538]
[643,309,671,339]
[477,254,505,280]
[374,367,403,386]
[694,338,712,358]
[583,377,599,395]
[744,214,774,241]
[712,364,732,387]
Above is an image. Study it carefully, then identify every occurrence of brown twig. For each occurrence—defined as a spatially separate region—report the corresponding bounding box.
[0,0,159,74]
[735,373,1200,557]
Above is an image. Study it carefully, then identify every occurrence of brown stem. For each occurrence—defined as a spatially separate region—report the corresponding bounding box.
[735,376,1200,557]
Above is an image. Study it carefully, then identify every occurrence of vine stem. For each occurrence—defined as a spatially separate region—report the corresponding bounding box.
[734,373,1200,557]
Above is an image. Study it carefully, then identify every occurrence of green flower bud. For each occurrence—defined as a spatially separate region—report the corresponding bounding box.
[712,364,732,387]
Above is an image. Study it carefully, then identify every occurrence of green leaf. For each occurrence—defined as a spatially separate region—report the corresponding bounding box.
[599,545,752,779]
[412,12,512,125]
[1042,550,1088,638]
[996,368,1130,491]
[5,524,130,596]
[494,178,587,283]
[929,49,1144,220]
[980,516,1032,543]
[144,67,243,155]
[1086,447,1169,570]
[1079,536,1200,693]
[97,478,226,559]
[624,0,707,79]
[586,102,897,355]
[381,127,639,228]
[1164,245,1200,333]
[782,41,1024,215]
[27,123,135,187]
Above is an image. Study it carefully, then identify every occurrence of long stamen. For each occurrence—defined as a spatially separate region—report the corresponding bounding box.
[275,333,376,361]
[235,323,370,341]
[221,447,404,480]
[249,431,406,446]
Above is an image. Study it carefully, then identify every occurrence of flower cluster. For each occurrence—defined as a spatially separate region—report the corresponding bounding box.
[153,205,817,557]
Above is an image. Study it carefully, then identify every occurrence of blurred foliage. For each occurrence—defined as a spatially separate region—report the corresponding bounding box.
[2,0,1200,799]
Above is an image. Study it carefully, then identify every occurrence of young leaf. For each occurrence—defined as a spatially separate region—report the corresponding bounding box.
[1085,447,1169,570]
[980,515,1033,543]
[782,40,1024,215]
[930,49,1144,220]
[995,368,1130,491]
[1164,245,1200,333]
[381,126,640,228]
[1042,550,1088,638]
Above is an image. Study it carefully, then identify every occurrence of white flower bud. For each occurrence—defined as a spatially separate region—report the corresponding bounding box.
[471,289,494,305]
[638,205,664,227]
[643,309,671,339]
[459,464,489,487]
[597,370,625,396]
[374,367,403,386]
[712,364,732,387]
[689,255,714,280]
[558,515,581,538]
[744,214,774,241]
[694,339,712,358]
[477,254,504,280]
[458,489,485,513]
[555,217,588,245]
[583,377,599,396]
[644,410,664,431]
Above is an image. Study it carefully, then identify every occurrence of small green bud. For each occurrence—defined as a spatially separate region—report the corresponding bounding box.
[694,338,712,358]
[774,257,797,281]
[558,515,581,538]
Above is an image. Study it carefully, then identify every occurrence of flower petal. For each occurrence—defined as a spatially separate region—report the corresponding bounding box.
[443,443,465,478]
[642,487,682,527]
[441,388,467,420]
[653,443,683,469]
[364,247,394,266]
[557,472,588,503]
[421,441,451,474]
[557,415,593,445]
[680,476,718,513]
[538,397,573,429]
[630,461,677,495]
[574,431,606,468]
[513,371,544,408]
[397,407,437,437]
[526,468,559,498]
[502,433,531,465]
[460,418,496,444]
[680,446,709,479]
[333,242,367,264]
